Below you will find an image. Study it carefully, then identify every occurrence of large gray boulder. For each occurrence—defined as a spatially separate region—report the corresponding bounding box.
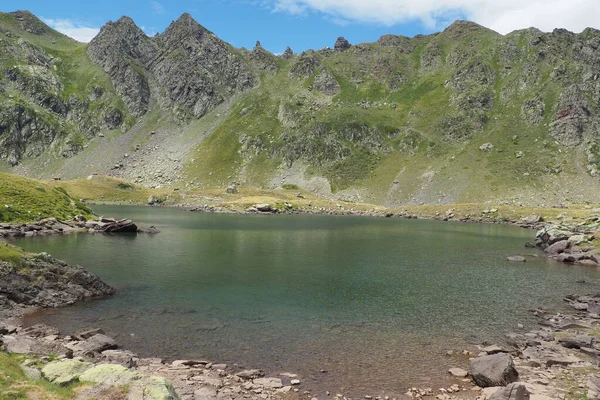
[470,353,519,388]
[71,334,117,355]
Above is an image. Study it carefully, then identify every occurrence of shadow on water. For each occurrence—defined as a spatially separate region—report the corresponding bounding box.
[14,205,600,396]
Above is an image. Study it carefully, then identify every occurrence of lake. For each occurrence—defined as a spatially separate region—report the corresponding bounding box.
[13,205,600,396]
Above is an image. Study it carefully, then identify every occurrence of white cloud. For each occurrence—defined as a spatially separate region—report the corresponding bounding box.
[267,0,600,34]
[151,1,166,15]
[42,18,100,42]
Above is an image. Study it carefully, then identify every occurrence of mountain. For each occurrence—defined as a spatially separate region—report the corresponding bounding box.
[1,10,600,207]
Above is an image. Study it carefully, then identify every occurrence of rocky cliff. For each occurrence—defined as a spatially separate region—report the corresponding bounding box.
[2,11,600,206]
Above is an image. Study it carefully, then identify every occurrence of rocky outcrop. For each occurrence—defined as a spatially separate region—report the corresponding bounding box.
[88,13,255,120]
[334,37,351,50]
[0,250,115,311]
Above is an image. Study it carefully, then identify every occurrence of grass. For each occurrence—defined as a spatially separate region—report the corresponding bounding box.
[0,352,78,399]
[0,172,93,223]
[0,243,24,266]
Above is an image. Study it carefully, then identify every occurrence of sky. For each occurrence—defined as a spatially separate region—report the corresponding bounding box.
[2,0,600,53]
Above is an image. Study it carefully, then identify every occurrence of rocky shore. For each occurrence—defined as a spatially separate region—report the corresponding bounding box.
[0,217,160,238]
[184,202,546,230]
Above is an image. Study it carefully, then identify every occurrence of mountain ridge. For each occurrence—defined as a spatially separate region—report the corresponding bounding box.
[2,10,600,207]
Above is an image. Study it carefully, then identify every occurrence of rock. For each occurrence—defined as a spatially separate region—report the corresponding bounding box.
[2,335,37,354]
[290,379,301,385]
[545,240,570,255]
[282,46,294,59]
[102,219,138,233]
[41,359,92,386]
[479,143,494,152]
[194,386,218,399]
[75,327,105,340]
[128,376,179,400]
[137,226,161,234]
[483,345,508,354]
[20,365,42,380]
[334,37,351,50]
[101,349,138,368]
[254,377,283,389]
[79,364,140,386]
[255,204,272,212]
[226,184,238,194]
[236,369,265,380]
[71,334,117,355]
[516,151,524,158]
[489,383,530,400]
[448,367,468,378]
[558,334,593,349]
[470,353,519,388]
[507,256,527,262]
[171,359,209,367]
[148,196,155,205]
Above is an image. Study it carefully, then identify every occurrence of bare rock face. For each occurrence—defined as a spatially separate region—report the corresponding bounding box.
[88,13,255,119]
[549,85,591,146]
[250,41,278,72]
[282,46,294,59]
[313,68,340,95]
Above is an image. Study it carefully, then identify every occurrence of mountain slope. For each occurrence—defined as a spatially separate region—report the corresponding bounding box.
[1,12,600,206]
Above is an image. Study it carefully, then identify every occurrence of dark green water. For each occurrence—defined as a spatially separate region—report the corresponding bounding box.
[13,205,600,396]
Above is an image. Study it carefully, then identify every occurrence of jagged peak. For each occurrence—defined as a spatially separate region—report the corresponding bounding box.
[162,12,209,43]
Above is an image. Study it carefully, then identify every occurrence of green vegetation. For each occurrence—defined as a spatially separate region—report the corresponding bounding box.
[0,172,93,222]
[0,352,78,399]
[0,243,23,266]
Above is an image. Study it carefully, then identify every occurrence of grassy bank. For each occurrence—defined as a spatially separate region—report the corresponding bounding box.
[0,173,93,223]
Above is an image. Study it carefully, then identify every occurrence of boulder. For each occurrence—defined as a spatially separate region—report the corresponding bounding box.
[102,219,138,233]
[334,37,351,50]
[470,353,519,388]
[101,349,138,367]
[226,184,238,194]
[79,364,140,386]
[71,334,117,355]
[479,143,494,152]
[236,369,265,380]
[128,376,179,400]
[20,365,42,380]
[254,377,283,389]
[489,383,530,400]
[558,334,593,349]
[255,204,272,212]
[545,240,570,255]
[41,359,92,386]
[137,226,161,234]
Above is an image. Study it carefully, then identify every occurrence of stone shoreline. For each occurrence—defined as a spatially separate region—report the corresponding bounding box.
[0,216,160,238]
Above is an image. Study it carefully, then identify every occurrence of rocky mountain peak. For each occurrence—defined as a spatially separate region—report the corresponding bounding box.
[282,46,294,59]
[443,20,500,39]
[162,12,207,43]
[8,10,51,36]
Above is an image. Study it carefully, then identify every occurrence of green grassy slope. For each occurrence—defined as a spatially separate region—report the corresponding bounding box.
[2,14,600,207]
[0,172,92,222]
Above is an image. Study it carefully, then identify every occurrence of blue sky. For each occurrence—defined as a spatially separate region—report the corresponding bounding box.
[2,1,599,53]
